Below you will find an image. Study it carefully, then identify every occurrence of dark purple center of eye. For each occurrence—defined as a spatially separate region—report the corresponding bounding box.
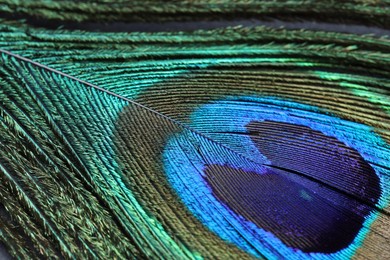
[204,120,381,253]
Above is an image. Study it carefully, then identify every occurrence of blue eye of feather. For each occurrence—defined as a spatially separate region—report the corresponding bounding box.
[163,96,389,259]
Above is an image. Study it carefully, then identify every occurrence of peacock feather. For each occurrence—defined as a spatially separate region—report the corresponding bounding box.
[0,2,389,259]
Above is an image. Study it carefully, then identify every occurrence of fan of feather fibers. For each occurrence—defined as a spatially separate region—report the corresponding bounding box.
[0,1,389,259]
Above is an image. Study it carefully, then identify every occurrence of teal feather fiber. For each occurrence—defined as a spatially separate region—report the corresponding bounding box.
[0,4,390,259]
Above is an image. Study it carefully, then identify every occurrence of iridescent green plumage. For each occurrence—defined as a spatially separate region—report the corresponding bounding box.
[0,3,390,259]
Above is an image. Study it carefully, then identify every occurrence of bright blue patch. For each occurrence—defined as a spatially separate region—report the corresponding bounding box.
[163,96,390,259]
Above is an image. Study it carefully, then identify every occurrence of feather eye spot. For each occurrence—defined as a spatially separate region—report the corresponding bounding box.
[163,97,389,259]
[204,120,381,253]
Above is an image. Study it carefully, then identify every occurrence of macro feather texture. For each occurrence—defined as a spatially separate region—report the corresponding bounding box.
[1,0,390,26]
[0,2,390,259]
